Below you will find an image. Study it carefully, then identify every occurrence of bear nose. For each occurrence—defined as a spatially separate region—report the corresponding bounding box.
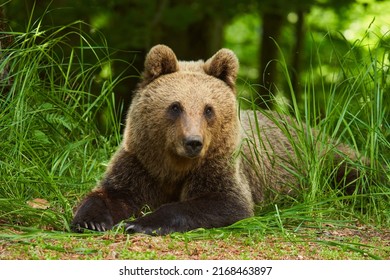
[183,136,203,158]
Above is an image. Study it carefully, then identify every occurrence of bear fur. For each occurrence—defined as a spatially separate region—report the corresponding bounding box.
[71,44,361,234]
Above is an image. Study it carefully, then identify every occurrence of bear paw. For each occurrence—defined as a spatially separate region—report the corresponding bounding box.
[124,222,173,235]
[71,195,114,232]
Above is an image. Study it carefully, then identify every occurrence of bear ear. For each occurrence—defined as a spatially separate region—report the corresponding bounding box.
[203,49,239,89]
[143,44,179,82]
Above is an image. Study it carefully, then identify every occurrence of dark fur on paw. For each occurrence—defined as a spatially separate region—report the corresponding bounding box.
[125,222,169,235]
[124,204,192,235]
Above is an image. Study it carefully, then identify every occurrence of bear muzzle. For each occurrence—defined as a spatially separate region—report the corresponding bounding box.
[183,135,203,158]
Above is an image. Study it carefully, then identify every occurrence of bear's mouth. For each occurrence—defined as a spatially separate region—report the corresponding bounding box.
[171,145,203,161]
[175,148,202,160]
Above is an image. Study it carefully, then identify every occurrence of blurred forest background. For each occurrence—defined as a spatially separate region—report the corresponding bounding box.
[1,0,389,124]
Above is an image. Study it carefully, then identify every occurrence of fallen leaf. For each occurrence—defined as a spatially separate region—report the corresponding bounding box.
[27,198,50,209]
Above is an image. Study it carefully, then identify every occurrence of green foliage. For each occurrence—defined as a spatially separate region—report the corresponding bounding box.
[224,13,260,81]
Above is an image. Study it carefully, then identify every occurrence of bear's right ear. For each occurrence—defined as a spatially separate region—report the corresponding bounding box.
[142,45,179,83]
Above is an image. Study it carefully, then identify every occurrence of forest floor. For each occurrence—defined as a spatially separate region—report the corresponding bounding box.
[1,223,389,260]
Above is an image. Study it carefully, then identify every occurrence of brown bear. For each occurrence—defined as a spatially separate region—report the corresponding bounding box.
[71,44,361,235]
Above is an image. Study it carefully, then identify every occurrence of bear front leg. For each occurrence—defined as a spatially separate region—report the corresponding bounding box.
[125,192,253,235]
[125,161,254,235]
[71,149,160,232]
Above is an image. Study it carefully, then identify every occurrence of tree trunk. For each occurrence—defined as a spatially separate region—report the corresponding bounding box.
[290,10,305,106]
[258,12,285,109]
[0,7,13,93]
[153,15,224,61]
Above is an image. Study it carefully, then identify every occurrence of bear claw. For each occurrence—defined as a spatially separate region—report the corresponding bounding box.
[72,222,107,232]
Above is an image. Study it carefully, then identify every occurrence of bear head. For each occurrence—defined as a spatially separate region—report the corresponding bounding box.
[124,45,240,180]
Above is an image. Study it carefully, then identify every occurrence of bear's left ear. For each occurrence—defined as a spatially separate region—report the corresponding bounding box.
[203,49,239,89]
[143,44,179,83]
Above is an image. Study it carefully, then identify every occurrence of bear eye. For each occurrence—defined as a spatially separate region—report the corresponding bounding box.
[167,102,183,119]
[204,105,214,119]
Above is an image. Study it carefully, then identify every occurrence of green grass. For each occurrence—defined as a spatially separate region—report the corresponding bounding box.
[0,19,123,232]
[239,32,390,227]
[0,18,389,259]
